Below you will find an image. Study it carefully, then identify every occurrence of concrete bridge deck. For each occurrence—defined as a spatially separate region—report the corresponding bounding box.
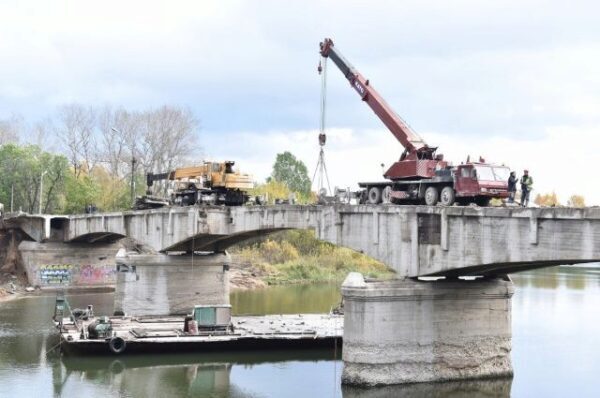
[5,204,600,278]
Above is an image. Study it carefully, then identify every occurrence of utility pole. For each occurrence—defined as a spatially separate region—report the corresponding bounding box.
[111,127,137,207]
[131,154,137,206]
[39,170,48,214]
[10,184,14,212]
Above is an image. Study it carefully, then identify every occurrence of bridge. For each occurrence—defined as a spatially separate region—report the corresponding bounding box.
[7,204,600,277]
[3,204,600,386]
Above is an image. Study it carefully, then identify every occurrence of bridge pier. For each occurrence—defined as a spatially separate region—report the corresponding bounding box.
[19,240,120,289]
[341,273,514,385]
[114,252,230,316]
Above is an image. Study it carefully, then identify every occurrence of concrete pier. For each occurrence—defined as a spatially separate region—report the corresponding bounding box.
[19,241,120,289]
[341,273,514,385]
[114,253,230,316]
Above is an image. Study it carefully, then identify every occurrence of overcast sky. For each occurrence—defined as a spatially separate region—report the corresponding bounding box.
[2,0,600,203]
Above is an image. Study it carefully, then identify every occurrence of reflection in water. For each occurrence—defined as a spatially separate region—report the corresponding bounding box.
[230,283,341,315]
[53,350,340,398]
[52,358,234,397]
[512,265,600,290]
[342,378,512,398]
[1,266,600,397]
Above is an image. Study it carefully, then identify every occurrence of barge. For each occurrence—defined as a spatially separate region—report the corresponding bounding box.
[54,297,343,356]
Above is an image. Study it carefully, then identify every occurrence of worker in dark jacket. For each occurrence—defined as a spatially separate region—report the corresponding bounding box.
[507,171,517,204]
[520,170,533,207]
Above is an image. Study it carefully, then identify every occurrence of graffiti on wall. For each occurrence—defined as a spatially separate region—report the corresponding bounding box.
[77,264,116,284]
[38,264,117,286]
[39,264,72,285]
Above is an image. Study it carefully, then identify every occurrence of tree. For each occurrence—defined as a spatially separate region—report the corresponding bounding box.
[0,144,69,213]
[567,195,585,208]
[270,151,311,196]
[56,104,97,178]
[63,172,100,214]
[534,192,560,207]
[97,106,133,179]
[250,180,292,204]
[0,114,23,145]
[138,105,201,171]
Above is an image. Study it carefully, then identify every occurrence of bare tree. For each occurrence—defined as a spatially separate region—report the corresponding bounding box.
[0,114,23,145]
[97,106,139,178]
[138,105,201,174]
[31,117,57,152]
[56,104,97,177]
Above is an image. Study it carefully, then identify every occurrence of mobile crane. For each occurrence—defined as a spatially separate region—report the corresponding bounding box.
[319,38,509,206]
[136,161,254,209]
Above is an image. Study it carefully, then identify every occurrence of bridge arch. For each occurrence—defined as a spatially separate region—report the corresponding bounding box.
[67,231,126,244]
[161,228,293,253]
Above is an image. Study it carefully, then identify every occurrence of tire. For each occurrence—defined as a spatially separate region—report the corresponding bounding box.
[368,187,382,204]
[475,197,491,207]
[424,186,439,206]
[440,187,456,206]
[108,336,127,355]
[381,186,393,204]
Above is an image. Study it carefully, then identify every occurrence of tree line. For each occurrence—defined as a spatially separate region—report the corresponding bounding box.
[0,108,318,214]
[0,104,200,213]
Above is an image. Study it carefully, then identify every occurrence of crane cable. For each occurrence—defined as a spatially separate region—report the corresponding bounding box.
[319,56,327,134]
[313,56,332,196]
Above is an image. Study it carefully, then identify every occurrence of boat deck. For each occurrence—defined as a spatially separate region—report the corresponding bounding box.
[58,313,343,355]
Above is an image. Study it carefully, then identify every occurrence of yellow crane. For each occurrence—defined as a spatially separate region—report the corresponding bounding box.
[139,161,254,208]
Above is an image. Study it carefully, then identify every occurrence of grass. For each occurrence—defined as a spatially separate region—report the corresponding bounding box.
[230,230,395,285]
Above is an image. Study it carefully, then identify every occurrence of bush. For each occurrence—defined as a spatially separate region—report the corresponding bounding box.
[260,239,299,264]
[230,229,394,285]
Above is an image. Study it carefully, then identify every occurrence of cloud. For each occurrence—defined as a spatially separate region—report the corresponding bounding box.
[1,1,600,205]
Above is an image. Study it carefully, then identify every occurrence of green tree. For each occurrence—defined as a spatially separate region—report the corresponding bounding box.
[270,151,311,196]
[63,173,100,214]
[0,144,69,213]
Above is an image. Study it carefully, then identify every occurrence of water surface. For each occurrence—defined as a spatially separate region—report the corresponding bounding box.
[1,267,599,397]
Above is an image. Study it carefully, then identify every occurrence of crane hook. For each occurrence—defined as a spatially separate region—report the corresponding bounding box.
[317,60,322,75]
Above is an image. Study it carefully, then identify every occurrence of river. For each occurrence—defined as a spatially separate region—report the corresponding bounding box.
[1,266,599,397]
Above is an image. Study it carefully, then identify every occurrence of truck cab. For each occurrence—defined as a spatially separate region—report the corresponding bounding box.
[453,163,510,205]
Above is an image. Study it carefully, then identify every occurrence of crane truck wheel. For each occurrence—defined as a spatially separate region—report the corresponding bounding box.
[440,187,456,206]
[381,186,393,204]
[475,197,491,207]
[368,187,382,204]
[424,186,439,206]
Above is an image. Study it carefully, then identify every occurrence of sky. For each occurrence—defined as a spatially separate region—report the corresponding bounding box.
[1,0,600,203]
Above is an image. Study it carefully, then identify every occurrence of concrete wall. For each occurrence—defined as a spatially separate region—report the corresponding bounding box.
[114,253,230,316]
[341,273,514,385]
[19,241,119,289]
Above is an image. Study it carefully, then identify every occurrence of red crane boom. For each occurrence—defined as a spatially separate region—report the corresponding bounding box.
[319,38,436,164]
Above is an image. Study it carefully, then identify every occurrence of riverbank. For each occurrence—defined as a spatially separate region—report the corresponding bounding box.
[0,288,19,302]
[0,270,38,302]
[229,230,394,288]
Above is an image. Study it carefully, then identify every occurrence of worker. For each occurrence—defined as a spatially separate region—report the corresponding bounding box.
[507,171,518,204]
[520,170,533,207]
